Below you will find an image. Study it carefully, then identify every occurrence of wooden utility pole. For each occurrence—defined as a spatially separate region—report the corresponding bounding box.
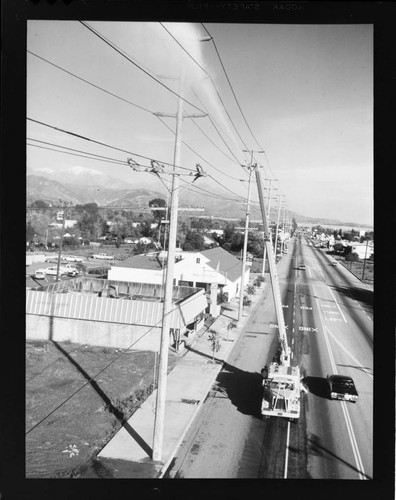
[361,240,369,280]
[55,202,67,281]
[152,74,206,462]
[152,75,184,462]
[238,163,255,322]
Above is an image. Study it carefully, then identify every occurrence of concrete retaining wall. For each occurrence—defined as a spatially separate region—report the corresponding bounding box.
[26,314,162,351]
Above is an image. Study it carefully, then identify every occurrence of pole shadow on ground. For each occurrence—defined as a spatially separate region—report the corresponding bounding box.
[48,315,153,458]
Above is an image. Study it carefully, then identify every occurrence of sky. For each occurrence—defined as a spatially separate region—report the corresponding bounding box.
[27,21,373,226]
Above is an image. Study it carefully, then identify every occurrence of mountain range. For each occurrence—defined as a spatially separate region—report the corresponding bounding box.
[26,167,371,228]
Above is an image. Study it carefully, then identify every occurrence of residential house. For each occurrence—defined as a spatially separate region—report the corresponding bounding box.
[108,247,249,311]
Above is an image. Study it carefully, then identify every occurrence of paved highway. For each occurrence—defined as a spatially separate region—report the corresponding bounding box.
[167,235,373,479]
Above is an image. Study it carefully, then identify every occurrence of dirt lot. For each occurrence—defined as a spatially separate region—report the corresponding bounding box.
[26,340,177,478]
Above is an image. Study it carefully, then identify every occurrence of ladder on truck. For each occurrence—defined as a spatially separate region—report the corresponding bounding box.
[255,167,290,367]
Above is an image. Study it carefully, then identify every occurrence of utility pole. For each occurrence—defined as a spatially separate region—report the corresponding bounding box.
[55,201,68,281]
[239,150,265,321]
[261,179,277,275]
[361,239,369,280]
[152,74,184,462]
[238,162,255,322]
[152,74,207,462]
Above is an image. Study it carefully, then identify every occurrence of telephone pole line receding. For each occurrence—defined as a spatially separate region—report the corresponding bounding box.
[238,150,265,321]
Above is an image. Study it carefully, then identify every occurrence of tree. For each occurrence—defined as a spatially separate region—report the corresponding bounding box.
[345,251,359,270]
[31,200,49,209]
[149,198,167,223]
[207,330,222,363]
[183,231,204,251]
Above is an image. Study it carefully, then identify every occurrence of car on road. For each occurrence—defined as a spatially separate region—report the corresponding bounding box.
[331,260,338,266]
[327,374,358,402]
[298,264,306,271]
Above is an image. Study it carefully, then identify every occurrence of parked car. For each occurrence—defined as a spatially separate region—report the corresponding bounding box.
[327,375,358,402]
[92,253,114,260]
[45,257,68,264]
[34,270,46,279]
[64,255,84,262]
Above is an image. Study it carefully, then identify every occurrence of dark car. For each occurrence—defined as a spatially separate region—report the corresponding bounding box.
[299,264,306,271]
[327,374,358,402]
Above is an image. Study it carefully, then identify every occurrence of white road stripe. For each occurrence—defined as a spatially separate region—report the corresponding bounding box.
[341,401,366,479]
[284,421,291,478]
[313,285,367,479]
[328,287,347,323]
[326,330,373,380]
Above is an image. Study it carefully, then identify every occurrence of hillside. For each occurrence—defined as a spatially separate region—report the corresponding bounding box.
[26,173,370,228]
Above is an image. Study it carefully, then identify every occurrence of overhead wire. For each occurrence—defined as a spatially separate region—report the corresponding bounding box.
[28,50,248,189]
[27,118,197,174]
[79,21,207,115]
[201,24,265,156]
[160,23,250,156]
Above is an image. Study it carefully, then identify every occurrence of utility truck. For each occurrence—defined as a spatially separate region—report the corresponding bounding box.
[255,167,304,420]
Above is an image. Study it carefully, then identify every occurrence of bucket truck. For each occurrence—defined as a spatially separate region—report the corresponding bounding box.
[255,167,303,420]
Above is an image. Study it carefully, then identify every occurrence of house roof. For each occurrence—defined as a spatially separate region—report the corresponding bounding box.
[112,254,163,270]
[112,247,244,282]
[199,247,242,282]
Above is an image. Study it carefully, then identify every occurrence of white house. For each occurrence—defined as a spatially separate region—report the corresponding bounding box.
[108,247,249,304]
[350,242,374,259]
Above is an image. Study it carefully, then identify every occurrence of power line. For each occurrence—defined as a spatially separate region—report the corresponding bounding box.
[79,21,206,115]
[29,48,249,189]
[27,50,153,115]
[27,117,196,174]
[155,115,247,185]
[201,24,265,155]
[160,23,250,154]
[27,141,128,168]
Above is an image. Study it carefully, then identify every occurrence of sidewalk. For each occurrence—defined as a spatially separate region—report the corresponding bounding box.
[96,278,266,478]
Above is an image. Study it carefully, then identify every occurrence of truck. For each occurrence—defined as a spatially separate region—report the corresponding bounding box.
[255,168,304,420]
[261,364,302,419]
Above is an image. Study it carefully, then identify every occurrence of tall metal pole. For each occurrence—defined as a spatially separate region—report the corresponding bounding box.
[238,164,254,322]
[152,73,184,462]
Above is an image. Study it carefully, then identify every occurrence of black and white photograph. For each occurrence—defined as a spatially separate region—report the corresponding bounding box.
[3,1,393,496]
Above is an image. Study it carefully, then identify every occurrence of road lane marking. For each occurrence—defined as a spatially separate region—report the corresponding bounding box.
[328,287,347,323]
[284,421,291,479]
[340,401,367,480]
[313,285,367,480]
[326,330,373,380]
